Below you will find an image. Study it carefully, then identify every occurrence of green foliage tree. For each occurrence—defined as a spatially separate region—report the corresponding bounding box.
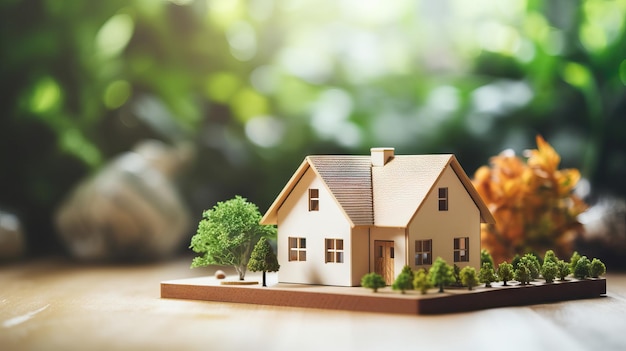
[511,254,521,270]
[480,249,494,268]
[392,272,413,294]
[361,272,386,293]
[460,266,478,291]
[574,256,591,279]
[570,251,582,273]
[400,265,415,288]
[429,257,455,293]
[413,269,432,294]
[557,259,571,281]
[543,250,558,265]
[541,260,558,283]
[453,264,462,287]
[590,258,606,278]
[190,196,277,280]
[479,263,497,287]
[247,237,280,287]
[520,253,541,280]
[515,262,531,285]
[497,261,514,286]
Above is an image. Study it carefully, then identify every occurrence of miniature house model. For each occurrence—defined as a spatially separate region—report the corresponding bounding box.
[260,148,495,287]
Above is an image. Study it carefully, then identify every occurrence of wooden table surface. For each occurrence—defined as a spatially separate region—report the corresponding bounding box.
[1,256,625,351]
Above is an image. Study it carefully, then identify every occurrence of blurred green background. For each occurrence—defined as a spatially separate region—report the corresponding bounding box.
[1,0,625,256]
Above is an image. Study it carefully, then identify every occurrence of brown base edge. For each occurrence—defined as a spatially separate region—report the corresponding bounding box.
[160,278,606,315]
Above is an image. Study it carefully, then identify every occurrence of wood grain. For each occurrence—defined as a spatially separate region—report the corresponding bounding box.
[1,257,624,351]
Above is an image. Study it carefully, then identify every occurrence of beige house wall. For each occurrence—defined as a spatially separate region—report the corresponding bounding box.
[407,165,481,271]
[276,168,353,286]
[350,227,370,286]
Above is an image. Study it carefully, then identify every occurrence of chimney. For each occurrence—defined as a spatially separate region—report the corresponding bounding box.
[371,147,395,167]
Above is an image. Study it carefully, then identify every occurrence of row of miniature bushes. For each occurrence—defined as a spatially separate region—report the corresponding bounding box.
[361,250,606,294]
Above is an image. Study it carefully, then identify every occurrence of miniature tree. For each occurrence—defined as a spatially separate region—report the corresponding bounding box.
[413,269,432,294]
[400,265,415,289]
[570,251,581,273]
[190,196,277,280]
[556,259,570,281]
[392,272,413,294]
[247,237,280,287]
[497,261,514,286]
[590,258,606,278]
[515,262,531,285]
[460,266,478,291]
[511,254,521,269]
[361,272,386,292]
[479,263,497,287]
[573,256,591,279]
[429,257,455,293]
[480,249,494,268]
[520,253,541,280]
[541,260,558,283]
[453,264,462,287]
[543,250,558,265]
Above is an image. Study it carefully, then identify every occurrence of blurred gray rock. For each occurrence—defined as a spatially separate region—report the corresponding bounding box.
[55,140,193,261]
[578,196,626,269]
[0,210,25,260]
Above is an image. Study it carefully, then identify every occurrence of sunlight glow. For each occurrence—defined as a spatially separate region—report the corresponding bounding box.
[96,13,134,58]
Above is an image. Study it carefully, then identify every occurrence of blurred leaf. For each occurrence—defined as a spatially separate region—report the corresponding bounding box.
[28,76,62,114]
[96,13,135,58]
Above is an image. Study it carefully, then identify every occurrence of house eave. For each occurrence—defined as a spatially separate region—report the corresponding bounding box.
[259,159,311,225]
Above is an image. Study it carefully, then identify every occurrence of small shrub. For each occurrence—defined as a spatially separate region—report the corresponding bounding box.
[497,261,514,286]
[460,266,478,291]
[556,259,570,281]
[361,272,386,292]
[573,256,591,279]
[543,250,558,265]
[479,263,497,287]
[413,269,432,294]
[511,254,521,270]
[392,272,413,294]
[541,261,558,283]
[481,249,494,268]
[453,264,462,287]
[515,262,531,285]
[400,265,415,289]
[570,251,581,273]
[590,258,606,278]
[521,253,541,280]
[429,257,455,293]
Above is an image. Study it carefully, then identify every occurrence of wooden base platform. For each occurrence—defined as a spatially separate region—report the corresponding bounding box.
[161,276,606,315]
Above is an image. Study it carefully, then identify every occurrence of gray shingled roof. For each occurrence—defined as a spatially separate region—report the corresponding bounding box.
[307,156,374,226]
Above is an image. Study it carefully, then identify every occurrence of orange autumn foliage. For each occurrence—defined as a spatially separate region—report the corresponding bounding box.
[472,136,587,264]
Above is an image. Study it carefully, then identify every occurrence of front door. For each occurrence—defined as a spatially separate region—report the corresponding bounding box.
[374,240,394,285]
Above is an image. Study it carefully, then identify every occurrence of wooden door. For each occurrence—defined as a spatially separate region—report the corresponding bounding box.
[374,240,395,285]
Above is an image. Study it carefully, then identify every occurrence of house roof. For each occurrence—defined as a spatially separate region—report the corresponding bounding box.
[260,153,495,228]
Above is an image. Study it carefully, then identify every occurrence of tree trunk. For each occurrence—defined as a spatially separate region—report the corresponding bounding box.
[235,265,246,280]
[262,271,267,287]
[439,284,444,293]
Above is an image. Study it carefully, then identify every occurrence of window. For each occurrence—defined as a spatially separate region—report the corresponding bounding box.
[289,237,306,261]
[438,187,448,211]
[454,237,469,262]
[309,188,319,211]
[415,239,432,265]
[325,238,344,263]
